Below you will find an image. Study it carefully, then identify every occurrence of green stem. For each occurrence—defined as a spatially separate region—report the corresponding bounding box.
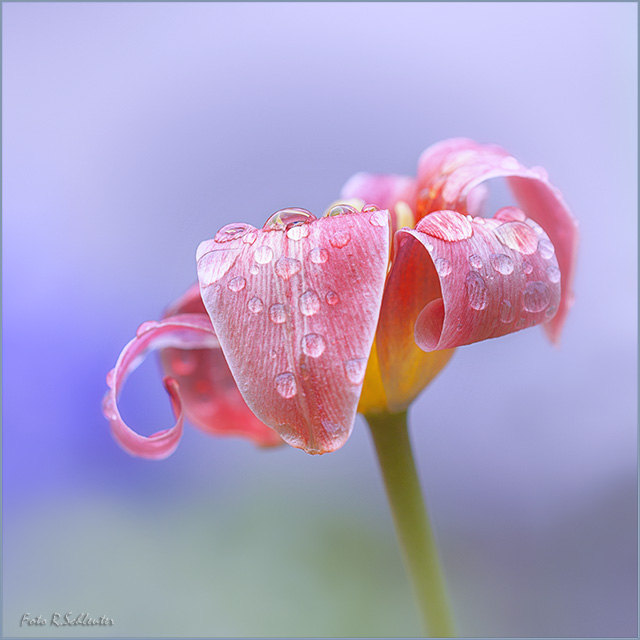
[365,410,455,638]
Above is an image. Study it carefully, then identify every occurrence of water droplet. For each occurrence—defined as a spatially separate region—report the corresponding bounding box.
[301,333,326,357]
[456,323,463,332]
[469,254,483,270]
[263,208,315,229]
[254,245,274,264]
[275,372,297,398]
[546,266,561,283]
[286,224,310,241]
[500,156,520,170]
[198,250,239,286]
[494,221,538,255]
[435,258,452,277]
[465,271,489,310]
[102,397,117,421]
[490,253,515,275]
[417,210,473,242]
[248,297,264,313]
[326,204,358,217]
[523,281,551,313]
[275,256,302,279]
[300,363,311,380]
[269,348,277,359]
[309,247,329,264]
[500,300,515,323]
[106,369,116,389]
[214,223,255,243]
[523,261,533,275]
[516,318,526,329]
[227,276,246,292]
[362,204,379,212]
[538,239,555,259]
[344,358,367,385]
[368,210,388,227]
[269,304,286,324]
[136,320,159,337]
[249,264,259,275]
[329,230,351,248]
[325,290,339,305]
[242,232,257,245]
[495,207,526,223]
[299,290,320,316]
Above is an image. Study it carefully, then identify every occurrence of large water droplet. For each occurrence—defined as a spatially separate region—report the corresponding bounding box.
[309,247,329,264]
[227,276,246,292]
[136,320,159,337]
[248,297,264,313]
[494,207,526,223]
[275,256,302,279]
[325,290,339,305]
[264,208,315,229]
[368,210,388,227]
[417,210,473,242]
[465,271,489,310]
[495,221,538,255]
[435,258,452,277]
[546,265,561,283]
[254,245,274,264]
[523,281,551,313]
[214,223,255,243]
[299,290,320,316]
[269,304,286,324]
[249,264,259,275]
[329,230,351,248]
[362,204,379,212]
[198,250,239,286]
[286,224,310,241]
[325,204,358,217]
[275,372,297,398]
[106,369,116,389]
[242,232,257,245]
[301,333,326,357]
[469,254,483,270]
[538,239,555,260]
[344,358,367,385]
[500,300,515,323]
[490,253,515,275]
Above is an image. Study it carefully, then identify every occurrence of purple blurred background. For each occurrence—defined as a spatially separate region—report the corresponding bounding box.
[3,3,637,637]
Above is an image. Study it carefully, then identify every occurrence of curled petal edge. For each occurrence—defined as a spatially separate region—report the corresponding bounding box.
[390,208,562,352]
[103,314,219,460]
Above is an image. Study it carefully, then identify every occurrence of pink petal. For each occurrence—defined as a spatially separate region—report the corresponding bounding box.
[341,172,417,232]
[390,208,561,352]
[160,285,282,447]
[416,138,578,344]
[103,314,219,459]
[197,210,390,454]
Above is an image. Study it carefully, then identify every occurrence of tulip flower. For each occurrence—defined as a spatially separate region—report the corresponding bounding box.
[103,138,577,637]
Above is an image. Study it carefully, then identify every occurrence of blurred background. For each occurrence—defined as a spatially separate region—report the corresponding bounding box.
[2,3,637,637]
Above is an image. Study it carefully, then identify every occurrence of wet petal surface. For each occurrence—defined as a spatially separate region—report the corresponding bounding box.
[197,209,390,454]
[416,138,578,343]
[392,209,562,352]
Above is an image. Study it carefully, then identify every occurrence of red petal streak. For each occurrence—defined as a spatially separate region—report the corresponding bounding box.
[103,314,218,459]
[416,138,578,344]
[197,211,390,454]
[160,285,282,447]
[394,209,562,352]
